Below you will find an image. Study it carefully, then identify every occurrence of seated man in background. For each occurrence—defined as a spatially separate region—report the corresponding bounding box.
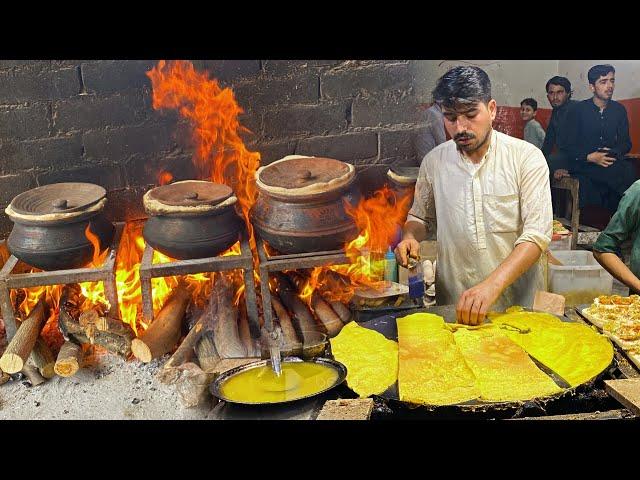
[521,98,545,149]
[565,64,636,215]
[593,180,640,294]
[541,76,577,180]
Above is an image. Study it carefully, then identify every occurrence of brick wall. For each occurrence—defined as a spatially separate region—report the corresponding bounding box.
[0,60,432,238]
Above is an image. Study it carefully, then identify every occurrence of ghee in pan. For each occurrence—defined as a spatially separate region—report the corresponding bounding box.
[219,362,340,404]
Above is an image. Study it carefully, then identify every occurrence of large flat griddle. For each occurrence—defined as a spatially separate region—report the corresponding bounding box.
[352,305,615,414]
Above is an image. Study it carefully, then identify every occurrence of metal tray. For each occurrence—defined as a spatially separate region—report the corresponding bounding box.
[209,356,347,406]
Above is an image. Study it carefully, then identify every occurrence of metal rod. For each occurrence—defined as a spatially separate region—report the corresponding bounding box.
[259,253,350,271]
[260,265,274,332]
[140,245,155,323]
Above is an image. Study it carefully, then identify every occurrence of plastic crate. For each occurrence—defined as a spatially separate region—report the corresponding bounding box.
[549,234,571,251]
[548,250,613,306]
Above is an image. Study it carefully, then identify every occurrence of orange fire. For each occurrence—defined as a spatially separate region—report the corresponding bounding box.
[300,185,412,304]
[158,171,174,185]
[146,60,261,258]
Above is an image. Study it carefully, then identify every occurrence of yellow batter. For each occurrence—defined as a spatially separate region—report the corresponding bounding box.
[330,321,399,397]
[397,313,480,405]
[454,326,562,402]
[491,311,614,387]
[219,362,339,404]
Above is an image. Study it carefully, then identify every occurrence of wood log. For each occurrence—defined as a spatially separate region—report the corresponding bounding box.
[29,337,55,379]
[21,362,45,386]
[174,362,214,408]
[328,300,351,324]
[195,330,221,373]
[0,297,47,374]
[271,295,300,354]
[238,308,259,357]
[275,274,319,343]
[209,277,245,359]
[132,285,191,363]
[157,316,205,385]
[0,370,9,385]
[54,341,82,377]
[59,304,134,357]
[311,292,343,337]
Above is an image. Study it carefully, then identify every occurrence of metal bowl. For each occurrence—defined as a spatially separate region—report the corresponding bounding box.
[210,356,347,406]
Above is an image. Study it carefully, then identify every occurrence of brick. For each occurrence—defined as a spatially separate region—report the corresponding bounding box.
[0,135,84,172]
[53,93,148,132]
[0,173,38,206]
[197,60,261,84]
[37,164,126,191]
[105,186,149,223]
[321,63,412,99]
[262,60,341,76]
[81,60,156,94]
[0,60,51,71]
[0,68,79,104]
[0,104,50,140]
[252,141,297,165]
[296,132,377,162]
[233,74,318,113]
[263,103,348,139]
[352,97,422,127]
[379,128,425,163]
[238,112,263,141]
[82,122,178,163]
[125,153,198,187]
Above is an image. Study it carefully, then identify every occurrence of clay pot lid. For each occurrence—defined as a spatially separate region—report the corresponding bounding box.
[9,182,107,216]
[146,180,232,207]
[387,166,419,185]
[259,157,352,190]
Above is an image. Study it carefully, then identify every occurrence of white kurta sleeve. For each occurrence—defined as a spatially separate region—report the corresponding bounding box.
[406,155,436,227]
[515,147,553,251]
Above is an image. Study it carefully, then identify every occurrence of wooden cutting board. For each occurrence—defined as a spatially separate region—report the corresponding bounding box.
[604,379,640,416]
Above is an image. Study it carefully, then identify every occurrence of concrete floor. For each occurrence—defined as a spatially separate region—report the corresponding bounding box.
[0,350,217,420]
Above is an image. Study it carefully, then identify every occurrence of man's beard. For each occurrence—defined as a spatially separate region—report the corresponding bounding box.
[455,129,491,154]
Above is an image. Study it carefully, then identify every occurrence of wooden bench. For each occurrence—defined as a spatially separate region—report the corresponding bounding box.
[551,177,579,250]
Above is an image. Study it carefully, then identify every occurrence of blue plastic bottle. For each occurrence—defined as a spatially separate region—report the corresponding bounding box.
[384,247,398,283]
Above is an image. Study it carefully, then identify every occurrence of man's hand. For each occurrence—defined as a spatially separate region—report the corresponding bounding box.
[553,169,569,180]
[456,280,502,325]
[587,149,615,167]
[394,238,420,267]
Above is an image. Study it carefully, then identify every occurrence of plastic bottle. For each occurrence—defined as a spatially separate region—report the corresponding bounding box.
[408,257,425,300]
[384,247,398,283]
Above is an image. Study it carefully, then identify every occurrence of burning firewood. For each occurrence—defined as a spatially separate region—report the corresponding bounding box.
[54,341,82,377]
[274,273,318,343]
[209,276,246,359]
[328,300,351,324]
[271,296,301,355]
[30,337,55,379]
[0,296,47,374]
[195,331,220,373]
[156,313,206,385]
[238,307,259,357]
[310,292,344,337]
[174,362,212,408]
[59,284,135,357]
[131,284,191,363]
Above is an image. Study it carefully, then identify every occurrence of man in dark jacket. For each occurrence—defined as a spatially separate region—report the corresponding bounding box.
[565,64,637,213]
[541,76,578,180]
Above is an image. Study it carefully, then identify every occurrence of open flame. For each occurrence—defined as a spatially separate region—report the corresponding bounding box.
[299,185,412,304]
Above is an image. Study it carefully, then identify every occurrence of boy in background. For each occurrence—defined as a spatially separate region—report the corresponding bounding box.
[521,98,546,149]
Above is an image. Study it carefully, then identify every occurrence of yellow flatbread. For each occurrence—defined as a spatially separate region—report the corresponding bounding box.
[396,313,479,405]
[330,321,398,397]
[492,311,613,387]
[454,326,562,402]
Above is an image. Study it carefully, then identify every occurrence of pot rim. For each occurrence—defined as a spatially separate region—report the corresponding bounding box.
[5,198,107,226]
[143,183,238,216]
[255,155,355,199]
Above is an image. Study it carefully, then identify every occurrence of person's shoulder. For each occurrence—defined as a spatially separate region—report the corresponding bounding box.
[610,99,628,113]
[420,139,454,169]
[496,131,545,161]
[624,179,640,197]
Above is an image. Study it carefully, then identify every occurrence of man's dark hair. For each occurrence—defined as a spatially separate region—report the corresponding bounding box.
[520,98,538,111]
[545,76,572,98]
[588,64,615,85]
[432,66,492,109]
